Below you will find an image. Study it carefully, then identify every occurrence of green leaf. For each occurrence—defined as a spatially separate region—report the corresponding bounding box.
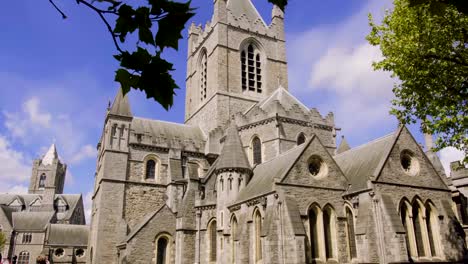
[268,0,288,11]
[115,69,132,94]
[155,1,195,50]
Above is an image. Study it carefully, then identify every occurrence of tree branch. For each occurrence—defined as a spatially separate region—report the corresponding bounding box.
[48,0,67,19]
[76,0,123,53]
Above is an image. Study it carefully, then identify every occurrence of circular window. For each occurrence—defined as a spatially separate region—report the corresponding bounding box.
[55,248,65,258]
[400,150,420,176]
[76,248,85,258]
[308,156,328,178]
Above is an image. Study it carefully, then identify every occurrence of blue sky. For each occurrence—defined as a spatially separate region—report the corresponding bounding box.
[0,0,463,222]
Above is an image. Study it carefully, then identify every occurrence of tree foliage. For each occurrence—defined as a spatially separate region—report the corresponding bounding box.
[0,231,6,251]
[49,0,287,109]
[367,0,468,162]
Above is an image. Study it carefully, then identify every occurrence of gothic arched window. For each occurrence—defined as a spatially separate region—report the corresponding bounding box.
[146,159,156,180]
[39,173,46,189]
[155,234,171,264]
[231,216,238,263]
[254,209,263,262]
[209,219,217,263]
[252,137,262,165]
[18,251,30,264]
[200,50,208,101]
[297,133,306,145]
[241,43,262,93]
[308,206,320,259]
[323,206,336,259]
[345,207,357,260]
[425,202,442,257]
[412,201,425,257]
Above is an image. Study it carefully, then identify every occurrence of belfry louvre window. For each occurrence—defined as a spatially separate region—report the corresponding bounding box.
[39,173,46,188]
[146,160,156,179]
[22,233,32,244]
[200,51,207,101]
[241,44,262,93]
[252,137,262,165]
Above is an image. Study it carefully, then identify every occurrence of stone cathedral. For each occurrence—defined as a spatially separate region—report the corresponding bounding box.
[87,0,468,263]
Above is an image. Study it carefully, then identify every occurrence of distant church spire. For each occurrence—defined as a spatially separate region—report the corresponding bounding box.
[42,143,59,165]
[337,136,351,154]
[109,88,132,117]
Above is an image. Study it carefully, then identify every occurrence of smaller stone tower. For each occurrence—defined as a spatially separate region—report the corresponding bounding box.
[29,144,66,195]
[215,120,252,251]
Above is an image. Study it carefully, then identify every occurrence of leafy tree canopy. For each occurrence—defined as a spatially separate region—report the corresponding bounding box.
[0,231,6,251]
[367,0,468,162]
[49,0,287,109]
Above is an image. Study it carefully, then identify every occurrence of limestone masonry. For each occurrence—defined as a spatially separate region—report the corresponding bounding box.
[6,0,468,263]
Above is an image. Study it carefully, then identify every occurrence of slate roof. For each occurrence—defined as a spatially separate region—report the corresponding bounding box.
[244,86,309,116]
[13,211,54,231]
[334,132,397,193]
[227,0,265,24]
[235,141,308,203]
[216,123,251,173]
[109,88,132,117]
[132,118,205,144]
[47,224,89,246]
[0,205,15,226]
[56,194,82,221]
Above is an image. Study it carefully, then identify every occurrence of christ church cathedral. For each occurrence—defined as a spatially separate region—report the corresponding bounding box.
[86,0,468,263]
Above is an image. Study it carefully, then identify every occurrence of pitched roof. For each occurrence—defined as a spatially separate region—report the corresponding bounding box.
[336,136,351,155]
[109,88,132,117]
[13,211,55,231]
[235,141,308,203]
[334,132,397,193]
[216,123,251,172]
[226,0,265,25]
[42,143,59,165]
[47,224,89,246]
[245,86,309,115]
[0,205,15,226]
[132,118,205,144]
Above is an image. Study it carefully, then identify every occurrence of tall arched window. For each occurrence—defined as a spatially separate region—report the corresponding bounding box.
[425,202,442,257]
[39,173,46,188]
[323,207,336,259]
[254,209,263,262]
[400,200,417,258]
[209,220,217,263]
[156,236,169,264]
[345,207,357,260]
[252,137,262,165]
[231,216,238,264]
[308,206,320,260]
[412,202,426,257]
[297,133,306,145]
[241,43,262,93]
[146,160,156,180]
[18,251,30,264]
[200,50,208,101]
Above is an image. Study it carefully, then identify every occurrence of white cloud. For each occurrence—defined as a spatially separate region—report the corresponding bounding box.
[70,144,97,165]
[0,135,31,193]
[287,0,397,141]
[3,97,96,165]
[84,191,93,224]
[439,147,465,176]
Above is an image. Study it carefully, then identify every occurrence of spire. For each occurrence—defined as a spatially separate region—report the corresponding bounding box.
[216,121,252,173]
[337,136,351,154]
[226,0,265,24]
[42,143,59,165]
[109,88,132,117]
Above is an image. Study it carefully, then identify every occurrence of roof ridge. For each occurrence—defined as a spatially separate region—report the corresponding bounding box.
[334,132,395,157]
[134,117,198,128]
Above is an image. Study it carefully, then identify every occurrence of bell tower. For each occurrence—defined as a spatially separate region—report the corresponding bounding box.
[29,143,66,195]
[184,0,288,134]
